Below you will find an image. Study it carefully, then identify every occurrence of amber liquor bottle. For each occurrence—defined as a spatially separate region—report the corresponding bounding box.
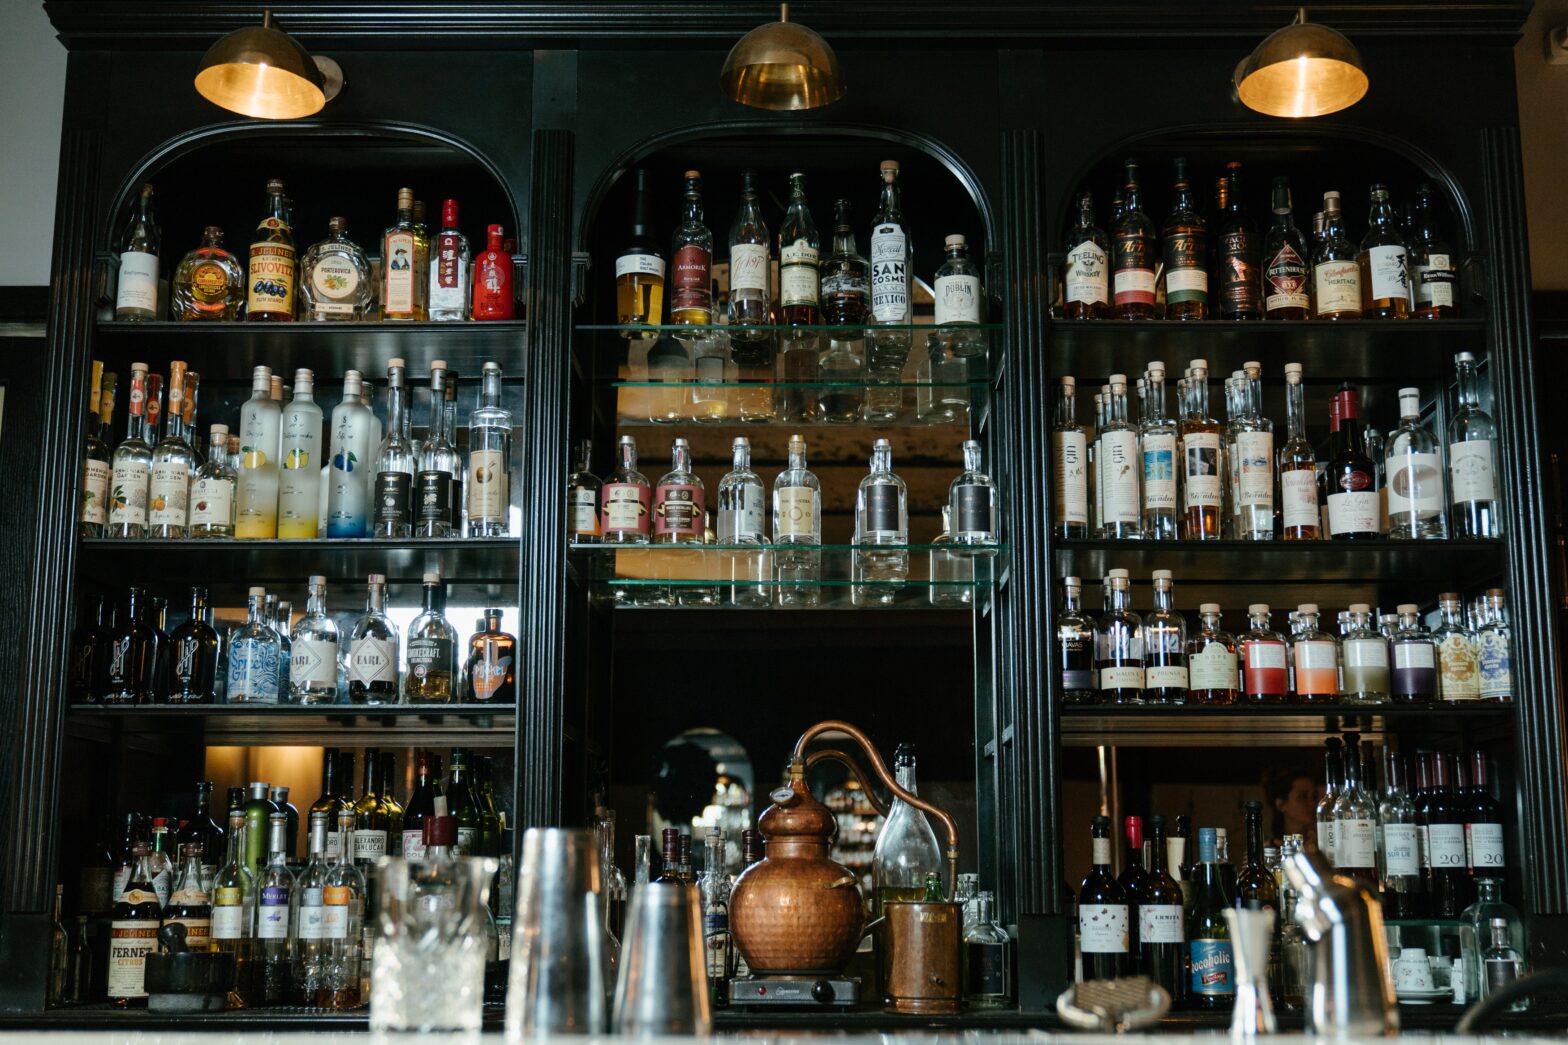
[1111,160,1156,320]
[1312,191,1362,320]
[1179,360,1223,540]
[1359,185,1411,319]
[1263,176,1309,320]
[1160,158,1207,320]
[1324,386,1380,540]
[463,608,516,703]
[616,168,665,330]
[1409,184,1458,319]
[381,188,425,321]
[1063,192,1109,319]
[245,179,295,322]
[1215,162,1261,320]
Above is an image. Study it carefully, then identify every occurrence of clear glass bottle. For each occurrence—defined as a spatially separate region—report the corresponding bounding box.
[1409,184,1459,319]
[1058,577,1096,704]
[1233,362,1274,540]
[1277,362,1319,540]
[1448,351,1500,538]
[1359,185,1410,319]
[416,364,461,538]
[773,434,822,607]
[1291,603,1340,703]
[372,359,416,538]
[1100,374,1142,539]
[115,183,161,321]
[236,365,282,539]
[1312,191,1362,320]
[293,811,331,1003]
[653,438,715,607]
[273,368,322,538]
[1434,592,1480,701]
[871,744,943,910]
[1316,739,1343,865]
[467,362,512,537]
[697,827,733,1005]
[1391,603,1438,702]
[108,363,152,538]
[934,233,985,357]
[567,440,601,544]
[429,199,471,321]
[1179,360,1222,539]
[226,587,281,704]
[1378,745,1422,919]
[80,365,112,538]
[926,503,975,611]
[173,225,243,320]
[728,169,775,423]
[346,573,399,705]
[617,168,665,331]
[323,371,373,538]
[1263,176,1310,320]
[1063,191,1110,319]
[1139,362,1179,539]
[320,818,367,1009]
[1240,603,1289,704]
[210,810,255,1006]
[853,438,909,606]
[645,331,692,426]
[245,178,296,323]
[776,171,822,423]
[148,362,198,538]
[819,197,869,420]
[1341,603,1390,702]
[1111,159,1157,320]
[866,160,914,423]
[256,812,295,1005]
[964,890,1014,1008]
[950,439,999,546]
[300,217,373,320]
[1144,570,1188,704]
[1161,158,1208,320]
[669,169,713,326]
[1477,588,1513,702]
[1096,573,1145,704]
[381,188,425,321]
[601,435,651,547]
[1046,378,1089,541]
[1187,602,1238,705]
[288,576,339,704]
[406,572,457,703]
[1384,386,1447,538]
[718,436,768,609]
[1482,917,1528,1007]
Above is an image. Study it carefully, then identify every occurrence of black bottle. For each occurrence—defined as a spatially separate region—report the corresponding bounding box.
[1216,162,1262,320]
[1142,815,1187,1005]
[167,587,219,703]
[1078,815,1131,980]
[176,780,225,875]
[101,587,157,704]
[68,593,110,703]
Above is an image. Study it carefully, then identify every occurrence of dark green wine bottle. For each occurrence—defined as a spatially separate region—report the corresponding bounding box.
[1187,827,1235,1007]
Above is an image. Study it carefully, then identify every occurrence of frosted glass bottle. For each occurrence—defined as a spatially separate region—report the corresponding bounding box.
[277,369,324,538]
[326,371,375,537]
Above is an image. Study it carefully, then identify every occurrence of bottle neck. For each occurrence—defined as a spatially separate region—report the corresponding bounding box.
[895,760,919,795]
[1063,586,1082,613]
[877,178,901,223]
[481,369,503,407]
[870,445,891,475]
[1057,387,1077,426]
[732,443,750,472]
[619,442,638,472]
[1456,361,1480,406]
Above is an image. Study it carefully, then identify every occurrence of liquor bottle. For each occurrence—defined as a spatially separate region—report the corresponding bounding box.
[1216,162,1262,320]
[1117,816,1151,959]
[1238,603,1288,704]
[1052,377,1090,538]
[962,889,1014,1008]
[1138,363,1178,539]
[1098,375,1141,539]
[1078,816,1130,980]
[294,216,372,320]
[381,188,423,321]
[778,170,822,333]
[256,813,294,1005]
[1359,185,1410,319]
[470,224,515,320]
[227,588,281,704]
[351,751,388,867]
[865,160,914,423]
[1183,603,1236,705]
[429,199,471,321]
[101,587,155,705]
[768,433,822,606]
[115,184,161,321]
[1382,386,1447,538]
[210,809,255,1005]
[1179,360,1222,539]
[189,424,236,538]
[270,597,293,702]
[853,438,909,606]
[414,365,458,537]
[871,744,943,912]
[1096,572,1144,704]
[1055,576,1096,704]
[1477,589,1513,702]
[370,360,415,537]
[285,576,337,704]
[1427,753,1469,917]
[442,748,479,855]
[1466,749,1506,880]
[1144,571,1188,703]
[1409,185,1458,318]
[320,810,367,1007]
[652,436,706,547]
[269,785,300,861]
[711,436,767,608]
[1378,745,1423,918]
[172,225,243,320]
[1160,158,1208,320]
[1332,741,1378,884]
[1433,593,1480,701]
[467,362,512,537]
[1292,603,1340,703]
[1187,827,1234,1006]
[567,441,602,544]
[166,587,218,703]
[380,750,406,852]
[1111,160,1157,320]
[68,594,109,704]
[655,828,683,884]
[1233,362,1274,540]
[310,752,341,857]
[601,435,651,546]
[401,752,440,858]
[948,439,999,546]
[1140,815,1186,1002]
[146,362,195,537]
[1237,799,1279,921]
[275,369,323,538]
[1324,386,1379,539]
[1341,604,1390,702]
[406,572,457,703]
[80,363,111,538]
[934,233,986,356]
[727,169,775,414]
[816,197,870,420]
[107,842,161,1006]
[464,608,516,703]
[294,811,331,1002]
[1312,191,1362,319]
[1448,351,1500,537]
[235,366,282,538]
[164,842,212,951]
[342,574,399,704]
[108,363,152,538]
[322,371,373,538]
[1263,177,1309,320]
[1273,362,1318,540]
[1390,604,1438,702]
[611,168,667,331]
[696,826,733,1004]
[245,178,295,322]
[1063,191,1110,319]
[660,170,714,327]
[1480,916,1527,1004]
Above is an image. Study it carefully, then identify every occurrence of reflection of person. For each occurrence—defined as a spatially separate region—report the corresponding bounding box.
[1266,767,1322,851]
[652,741,718,831]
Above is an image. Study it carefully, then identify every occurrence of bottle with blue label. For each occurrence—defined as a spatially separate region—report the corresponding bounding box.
[226,587,281,704]
[1187,827,1235,1007]
[1477,589,1513,702]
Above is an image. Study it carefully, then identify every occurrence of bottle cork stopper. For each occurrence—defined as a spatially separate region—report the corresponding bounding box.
[1248,603,1270,614]
[1200,602,1221,613]
[1397,603,1419,614]
[1349,603,1370,613]
[1298,603,1318,614]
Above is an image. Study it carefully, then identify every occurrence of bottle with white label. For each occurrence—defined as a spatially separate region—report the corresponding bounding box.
[1377,745,1423,918]
[1187,603,1238,704]
[148,361,199,538]
[600,435,651,549]
[108,363,154,538]
[293,811,331,997]
[346,574,399,705]
[567,440,602,545]
[1096,573,1144,703]
[466,361,512,537]
[1466,750,1507,879]
[1052,377,1089,538]
[853,439,909,606]
[934,233,986,357]
[1391,603,1439,702]
[718,436,768,608]
[1385,386,1448,538]
[80,363,112,538]
[1178,360,1222,540]
[1139,363,1179,540]
[1316,739,1343,865]
[727,169,775,422]
[1234,361,1275,540]
[1277,363,1319,540]
[428,198,471,322]
[773,434,822,607]
[288,576,339,704]
[1078,816,1131,980]
[1359,184,1411,319]
[1312,191,1362,320]
[1476,589,1513,702]
[1101,375,1142,539]
[1448,351,1500,538]
[1434,592,1480,701]
[867,160,914,422]
[1161,159,1208,321]
[1062,191,1109,319]
[1144,571,1188,703]
[1292,604,1341,703]
[189,424,236,538]
[1341,604,1390,703]
[1427,753,1470,917]
[255,813,295,1005]
[115,183,161,321]
[1111,159,1157,320]
[1325,386,1381,540]
[1409,184,1459,318]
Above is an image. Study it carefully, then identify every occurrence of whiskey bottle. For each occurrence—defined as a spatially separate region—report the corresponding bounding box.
[1359,185,1410,319]
[381,188,424,321]
[115,184,161,321]
[773,434,822,607]
[299,217,373,321]
[1111,159,1157,319]
[820,198,869,422]
[600,435,651,546]
[347,574,400,704]
[1078,816,1131,980]
[236,365,282,539]
[1187,603,1238,705]
[464,608,516,703]
[189,424,236,538]
[1409,185,1458,318]
[167,587,218,703]
[108,363,152,538]
[149,361,197,538]
[470,224,515,320]
[1312,191,1362,320]
[1236,800,1279,919]
[728,170,776,423]
[172,225,243,320]
[1216,162,1262,320]
[778,171,821,329]
[669,170,713,326]
[1342,604,1390,702]
[429,198,472,321]
[1096,572,1144,703]
[1448,351,1500,538]
[1263,177,1309,320]
[1100,375,1141,539]
[567,440,602,544]
[1234,361,1274,540]
[1063,191,1109,319]
[1434,592,1480,701]
[1325,386,1380,539]
[1058,576,1096,704]
[852,438,910,606]
[373,359,416,538]
[1052,376,1089,538]
[1477,589,1513,702]
[617,168,665,331]
[245,178,296,322]
[1240,603,1288,704]
[1144,570,1188,703]
[1179,360,1222,539]
[1161,158,1208,320]
[406,572,457,703]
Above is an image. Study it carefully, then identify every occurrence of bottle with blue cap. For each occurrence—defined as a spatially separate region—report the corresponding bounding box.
[1186,826,1235,1007]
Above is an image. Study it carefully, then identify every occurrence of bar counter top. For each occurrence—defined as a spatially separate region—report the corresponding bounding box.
[0,1034,1562,1044]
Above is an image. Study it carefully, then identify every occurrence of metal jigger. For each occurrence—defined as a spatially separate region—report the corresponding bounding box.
[1223,908,1278,1037]
[505,827,608,1035]
[612,881,712,1035]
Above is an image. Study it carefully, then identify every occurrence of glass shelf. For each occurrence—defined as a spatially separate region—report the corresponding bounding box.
[1054,538,1504,585]
[66,703,516,746]
[569,542,1004,610]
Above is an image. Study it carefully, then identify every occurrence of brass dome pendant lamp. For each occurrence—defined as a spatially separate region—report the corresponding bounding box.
[194,9,344,120]
[1234,7,1367,118]
[720,3,844,111]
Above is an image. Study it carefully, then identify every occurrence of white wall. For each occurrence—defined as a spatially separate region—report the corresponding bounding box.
[0,2,66,287]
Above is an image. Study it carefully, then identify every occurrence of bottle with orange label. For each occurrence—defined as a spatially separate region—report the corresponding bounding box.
[464,608,517,703]
[1292,603,1341,703]
[108,842,161,1006]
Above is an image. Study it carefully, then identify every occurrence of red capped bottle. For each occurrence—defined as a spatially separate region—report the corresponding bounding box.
[1325,386,1380,540]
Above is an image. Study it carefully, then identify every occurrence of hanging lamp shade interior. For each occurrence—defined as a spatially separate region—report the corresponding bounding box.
[194,9,341,120]
[720,3,844,111]
[1234,9,1368,118]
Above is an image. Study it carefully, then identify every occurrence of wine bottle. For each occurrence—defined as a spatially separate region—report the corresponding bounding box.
[1078,815,1130,980]
[1186,827,1235,1008]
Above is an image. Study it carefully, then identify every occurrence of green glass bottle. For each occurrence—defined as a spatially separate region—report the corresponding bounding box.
[475,755,502,857]
[242,781,272,882]
[1187,827,1235,1008]
[446,748,480,856]
[922,870,945,901]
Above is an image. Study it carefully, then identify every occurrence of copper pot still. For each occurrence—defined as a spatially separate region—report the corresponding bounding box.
[871,900,963,1015]
[729,720,962,986]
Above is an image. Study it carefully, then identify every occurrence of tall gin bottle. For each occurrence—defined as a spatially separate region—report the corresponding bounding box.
[1144,570,1188,703]
[1140,363,1178,539]
[728,170,775,422]
[467,362,512,537]
[1097,572,1145,703]
[1278,363,1318,540]
[773,434,821,606]
[1448,351,1500,538]
[866,160,913,422]
[373,360,416,537]
[718,436,768,608]
[853,438,909,606]
[1234,362,1274,540]
[653,438,713,607]
[1053,377,1089,537]
[1101,375,1141,539]
[1386,386,1447,538]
